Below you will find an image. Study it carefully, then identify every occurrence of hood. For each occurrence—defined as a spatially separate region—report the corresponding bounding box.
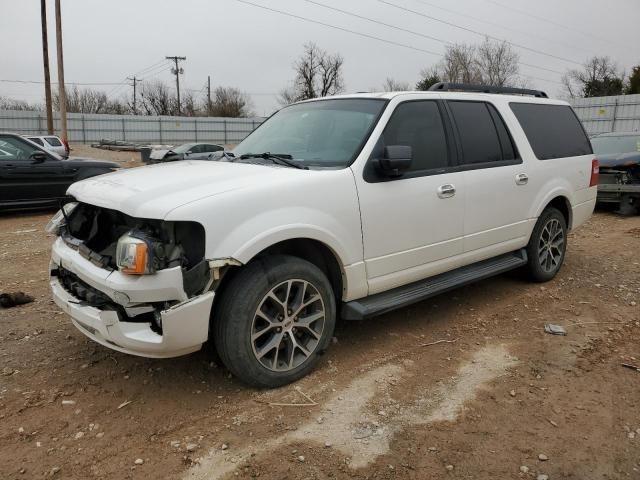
[67,160,308,219]
[596,151,640,169]
[64,157,120,168]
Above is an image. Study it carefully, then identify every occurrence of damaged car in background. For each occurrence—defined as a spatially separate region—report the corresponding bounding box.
[593,132,640,215]
[148,142,224,163]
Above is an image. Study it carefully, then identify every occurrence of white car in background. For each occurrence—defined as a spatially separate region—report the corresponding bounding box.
[26,135,69,158]
[48,83,598,388]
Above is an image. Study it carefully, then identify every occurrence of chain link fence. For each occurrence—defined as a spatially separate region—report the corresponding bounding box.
[0,110,265,145]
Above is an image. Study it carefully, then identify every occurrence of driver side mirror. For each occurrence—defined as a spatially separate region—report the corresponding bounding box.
[377,145,412,177]
[30,151,48,163]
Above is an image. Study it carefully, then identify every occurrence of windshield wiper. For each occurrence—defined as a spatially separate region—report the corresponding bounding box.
[239,152,308,170]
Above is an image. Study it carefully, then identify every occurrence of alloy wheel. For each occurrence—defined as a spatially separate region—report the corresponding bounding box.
[538,218,565,273]
[250,279,326,372]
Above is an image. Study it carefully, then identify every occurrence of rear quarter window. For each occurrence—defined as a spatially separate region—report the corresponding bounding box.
[510,103,592,160]
[45,136,63,147]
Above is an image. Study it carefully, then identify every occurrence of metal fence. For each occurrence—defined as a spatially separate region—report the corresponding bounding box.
[0,110,265,145]
[570,94,640,136]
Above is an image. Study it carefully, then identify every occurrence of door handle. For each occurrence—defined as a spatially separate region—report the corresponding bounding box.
[515,173,528,185]
[437,184,456,199]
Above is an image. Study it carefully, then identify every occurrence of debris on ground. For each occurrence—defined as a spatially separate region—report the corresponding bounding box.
[544,324,567,335]
[622,363,640,372]
[0,292,34,308]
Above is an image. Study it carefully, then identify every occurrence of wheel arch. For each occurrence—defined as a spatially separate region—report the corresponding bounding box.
[542,195,572,230]
[210,237,347,325]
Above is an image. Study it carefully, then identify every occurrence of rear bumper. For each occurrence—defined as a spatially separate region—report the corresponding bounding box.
[50,237,214,358]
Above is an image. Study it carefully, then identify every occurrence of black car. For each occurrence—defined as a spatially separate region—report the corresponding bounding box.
[592,132,640,215]
[0,132,120,210]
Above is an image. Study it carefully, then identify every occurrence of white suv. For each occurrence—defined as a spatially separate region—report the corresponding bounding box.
[48,84,598,387]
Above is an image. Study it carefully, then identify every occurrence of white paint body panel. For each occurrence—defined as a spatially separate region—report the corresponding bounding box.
[54,90,597,359]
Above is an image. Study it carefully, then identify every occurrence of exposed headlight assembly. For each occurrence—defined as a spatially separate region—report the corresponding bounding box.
[46,202,78,234]
[116,231,163,275]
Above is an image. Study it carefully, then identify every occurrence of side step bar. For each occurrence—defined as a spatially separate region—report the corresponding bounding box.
[342,249,528,320]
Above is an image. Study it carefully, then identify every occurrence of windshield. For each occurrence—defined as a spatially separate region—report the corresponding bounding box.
[592,135,640,155]
[171,143,196,154]
[234,98,387,168]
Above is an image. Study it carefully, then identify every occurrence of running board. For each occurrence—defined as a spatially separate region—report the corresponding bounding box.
[342,249,528,320]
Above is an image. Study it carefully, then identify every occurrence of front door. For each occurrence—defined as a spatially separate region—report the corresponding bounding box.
[354,100,466,295]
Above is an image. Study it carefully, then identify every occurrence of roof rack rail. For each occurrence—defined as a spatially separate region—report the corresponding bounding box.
[428,82,548,98]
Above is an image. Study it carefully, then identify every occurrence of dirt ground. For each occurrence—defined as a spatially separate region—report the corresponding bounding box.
[1,194,639,478]
[69,144,144,167]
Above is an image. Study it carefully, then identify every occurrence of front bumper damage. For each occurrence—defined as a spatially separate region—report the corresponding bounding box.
[50,237,215,358]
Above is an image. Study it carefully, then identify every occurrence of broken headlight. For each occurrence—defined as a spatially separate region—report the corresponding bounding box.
[116,231,163,275]
[46,202,78,234]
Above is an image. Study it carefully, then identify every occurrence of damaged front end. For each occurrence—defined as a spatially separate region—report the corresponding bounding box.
[48,202,231,357]
[597,156,640,215]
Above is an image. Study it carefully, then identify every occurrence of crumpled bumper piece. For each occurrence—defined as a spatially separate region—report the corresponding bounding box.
[51,276,214,358]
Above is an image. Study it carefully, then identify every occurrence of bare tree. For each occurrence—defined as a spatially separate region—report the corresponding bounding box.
[139,80,177,116]
[476,39,519,86]
[562,56,624,98]
[381,77,411,92]
[0,96,42,111]
[279,43,345,105]
[417,39,521,89]
[210,87,253,117]
[441,43,481,84]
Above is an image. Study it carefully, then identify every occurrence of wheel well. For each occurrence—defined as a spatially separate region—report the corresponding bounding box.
[213,238,344,310]
[256,239,344,299]
[546,196,572,229]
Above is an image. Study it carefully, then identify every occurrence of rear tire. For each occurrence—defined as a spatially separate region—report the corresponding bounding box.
[524,207,567,282]
[213,255,336,388]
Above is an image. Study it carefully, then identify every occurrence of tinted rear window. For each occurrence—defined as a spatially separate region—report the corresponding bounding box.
[510,103,592,160]
[29,137,45,146]
[45,136,63,146]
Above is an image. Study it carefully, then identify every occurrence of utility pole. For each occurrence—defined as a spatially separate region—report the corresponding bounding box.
[54,0,67,144]
[207,75,212,115]
[126,76,141,115]
[40,0,53,134]
[165,56,186,115]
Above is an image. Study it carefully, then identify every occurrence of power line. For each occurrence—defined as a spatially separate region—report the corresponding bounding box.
[107,59,170,98]
[377,0,583,67]
[236,0,562,86]
[0,79,126,86]
[303,0,564,77]
[234,0,443,57]
[411,0,592,56]
[480,0,619,49]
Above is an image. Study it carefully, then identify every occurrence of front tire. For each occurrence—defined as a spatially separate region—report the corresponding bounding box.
[524,207,567,282]
[213,255,336,388]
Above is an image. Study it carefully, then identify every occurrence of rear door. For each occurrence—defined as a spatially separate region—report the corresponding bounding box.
[445,100,532,259]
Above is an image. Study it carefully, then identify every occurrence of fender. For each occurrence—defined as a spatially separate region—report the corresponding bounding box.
[528,179,573,225]
[232,223,351,266]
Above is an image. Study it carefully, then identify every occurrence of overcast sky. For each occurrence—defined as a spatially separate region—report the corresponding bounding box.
[1,0,638,116]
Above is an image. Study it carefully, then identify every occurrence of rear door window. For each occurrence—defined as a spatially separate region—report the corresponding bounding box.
[509,103,592,159]
[448,101,508,165]
[29,137,45,146]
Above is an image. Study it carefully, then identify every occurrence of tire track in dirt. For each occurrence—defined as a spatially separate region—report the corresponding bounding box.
[185,344,516,479]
